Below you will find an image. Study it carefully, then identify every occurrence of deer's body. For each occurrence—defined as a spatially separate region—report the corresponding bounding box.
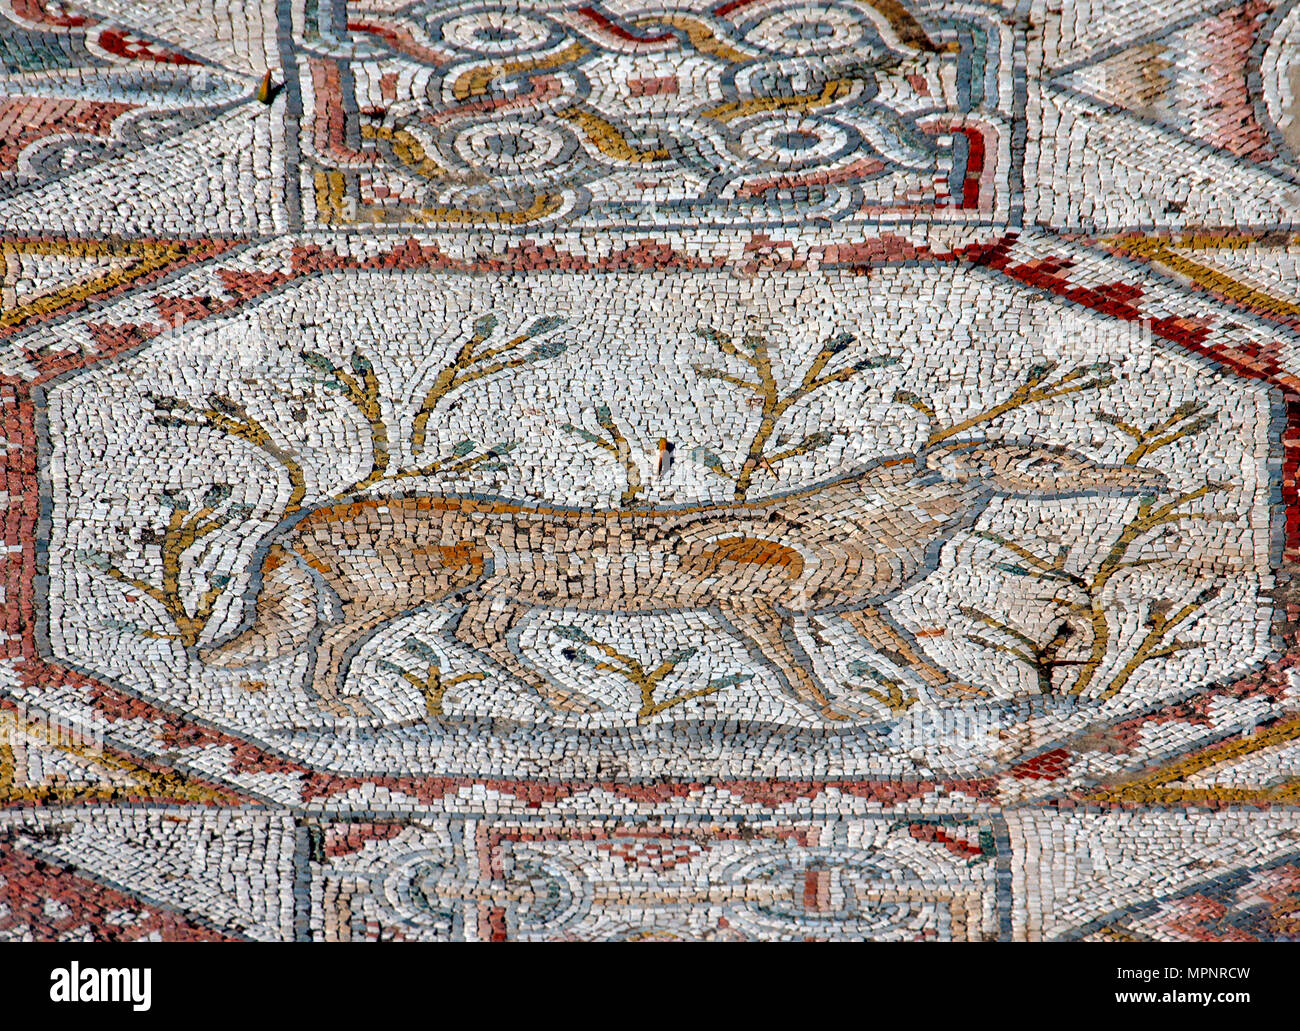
[201,444,1163,719]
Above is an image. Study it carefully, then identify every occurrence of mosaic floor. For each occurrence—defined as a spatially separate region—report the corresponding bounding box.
[1,0,1299,942]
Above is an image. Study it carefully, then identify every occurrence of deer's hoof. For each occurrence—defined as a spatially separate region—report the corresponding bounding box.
[322,694,375,719]
[818,699,879,722]
[533,681,602,714]
[934,679,989,700]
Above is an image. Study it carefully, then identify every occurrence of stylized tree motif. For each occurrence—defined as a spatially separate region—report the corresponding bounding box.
[376,637,486,718]
[554,625,749,723]
[411,313,567,452]
[895,359,1116,450]
[81,484,251,648]
[299,348,520,495]
[562,404,644,506]
[299,350,391,492]
[1096,400,1216,467]
[690,327,896,499]
[960,608,1081,696]
[149,392,308,512]
[302,312,566,496]
[85,391,310,650]
[86,310,570,654]
[845,659,919,712]
[970,403,1230,702]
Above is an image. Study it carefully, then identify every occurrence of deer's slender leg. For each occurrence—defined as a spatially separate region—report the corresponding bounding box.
[454,594,600,713]
[718,600,864,721]
[310,610,392,717]
[840,607,987,699]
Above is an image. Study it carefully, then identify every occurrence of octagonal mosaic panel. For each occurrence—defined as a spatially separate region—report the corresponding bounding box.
[39,263,1280,781]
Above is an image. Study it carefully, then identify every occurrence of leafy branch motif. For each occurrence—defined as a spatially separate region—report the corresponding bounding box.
[89,311,568,654]
[81,485,251,648]
[300,350,390,492]
[555,626,750,723]
[960,608,1081,696]
[149,393,309,511]
[299,344,517,493]
[563,405,645,506]
[691,327,897,500]
[411,313,566,453]
[846,659,918,713]
[376,637,486,717]
[895,360,1116,450]
[1096,400,1215,468]
[969,403,1229,702]
[303,312,565,496]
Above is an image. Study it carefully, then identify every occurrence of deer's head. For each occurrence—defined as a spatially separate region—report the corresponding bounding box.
[923,441,1167,497]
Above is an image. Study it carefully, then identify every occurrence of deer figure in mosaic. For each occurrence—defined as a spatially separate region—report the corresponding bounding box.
[200,360,1165,721]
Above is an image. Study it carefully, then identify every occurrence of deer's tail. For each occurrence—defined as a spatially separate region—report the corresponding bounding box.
[199,544,321,668]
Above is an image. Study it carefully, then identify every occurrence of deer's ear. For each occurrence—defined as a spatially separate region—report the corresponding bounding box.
[983,447,1080,493]
[924,448,985,482]
[1005,451,1071,482]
